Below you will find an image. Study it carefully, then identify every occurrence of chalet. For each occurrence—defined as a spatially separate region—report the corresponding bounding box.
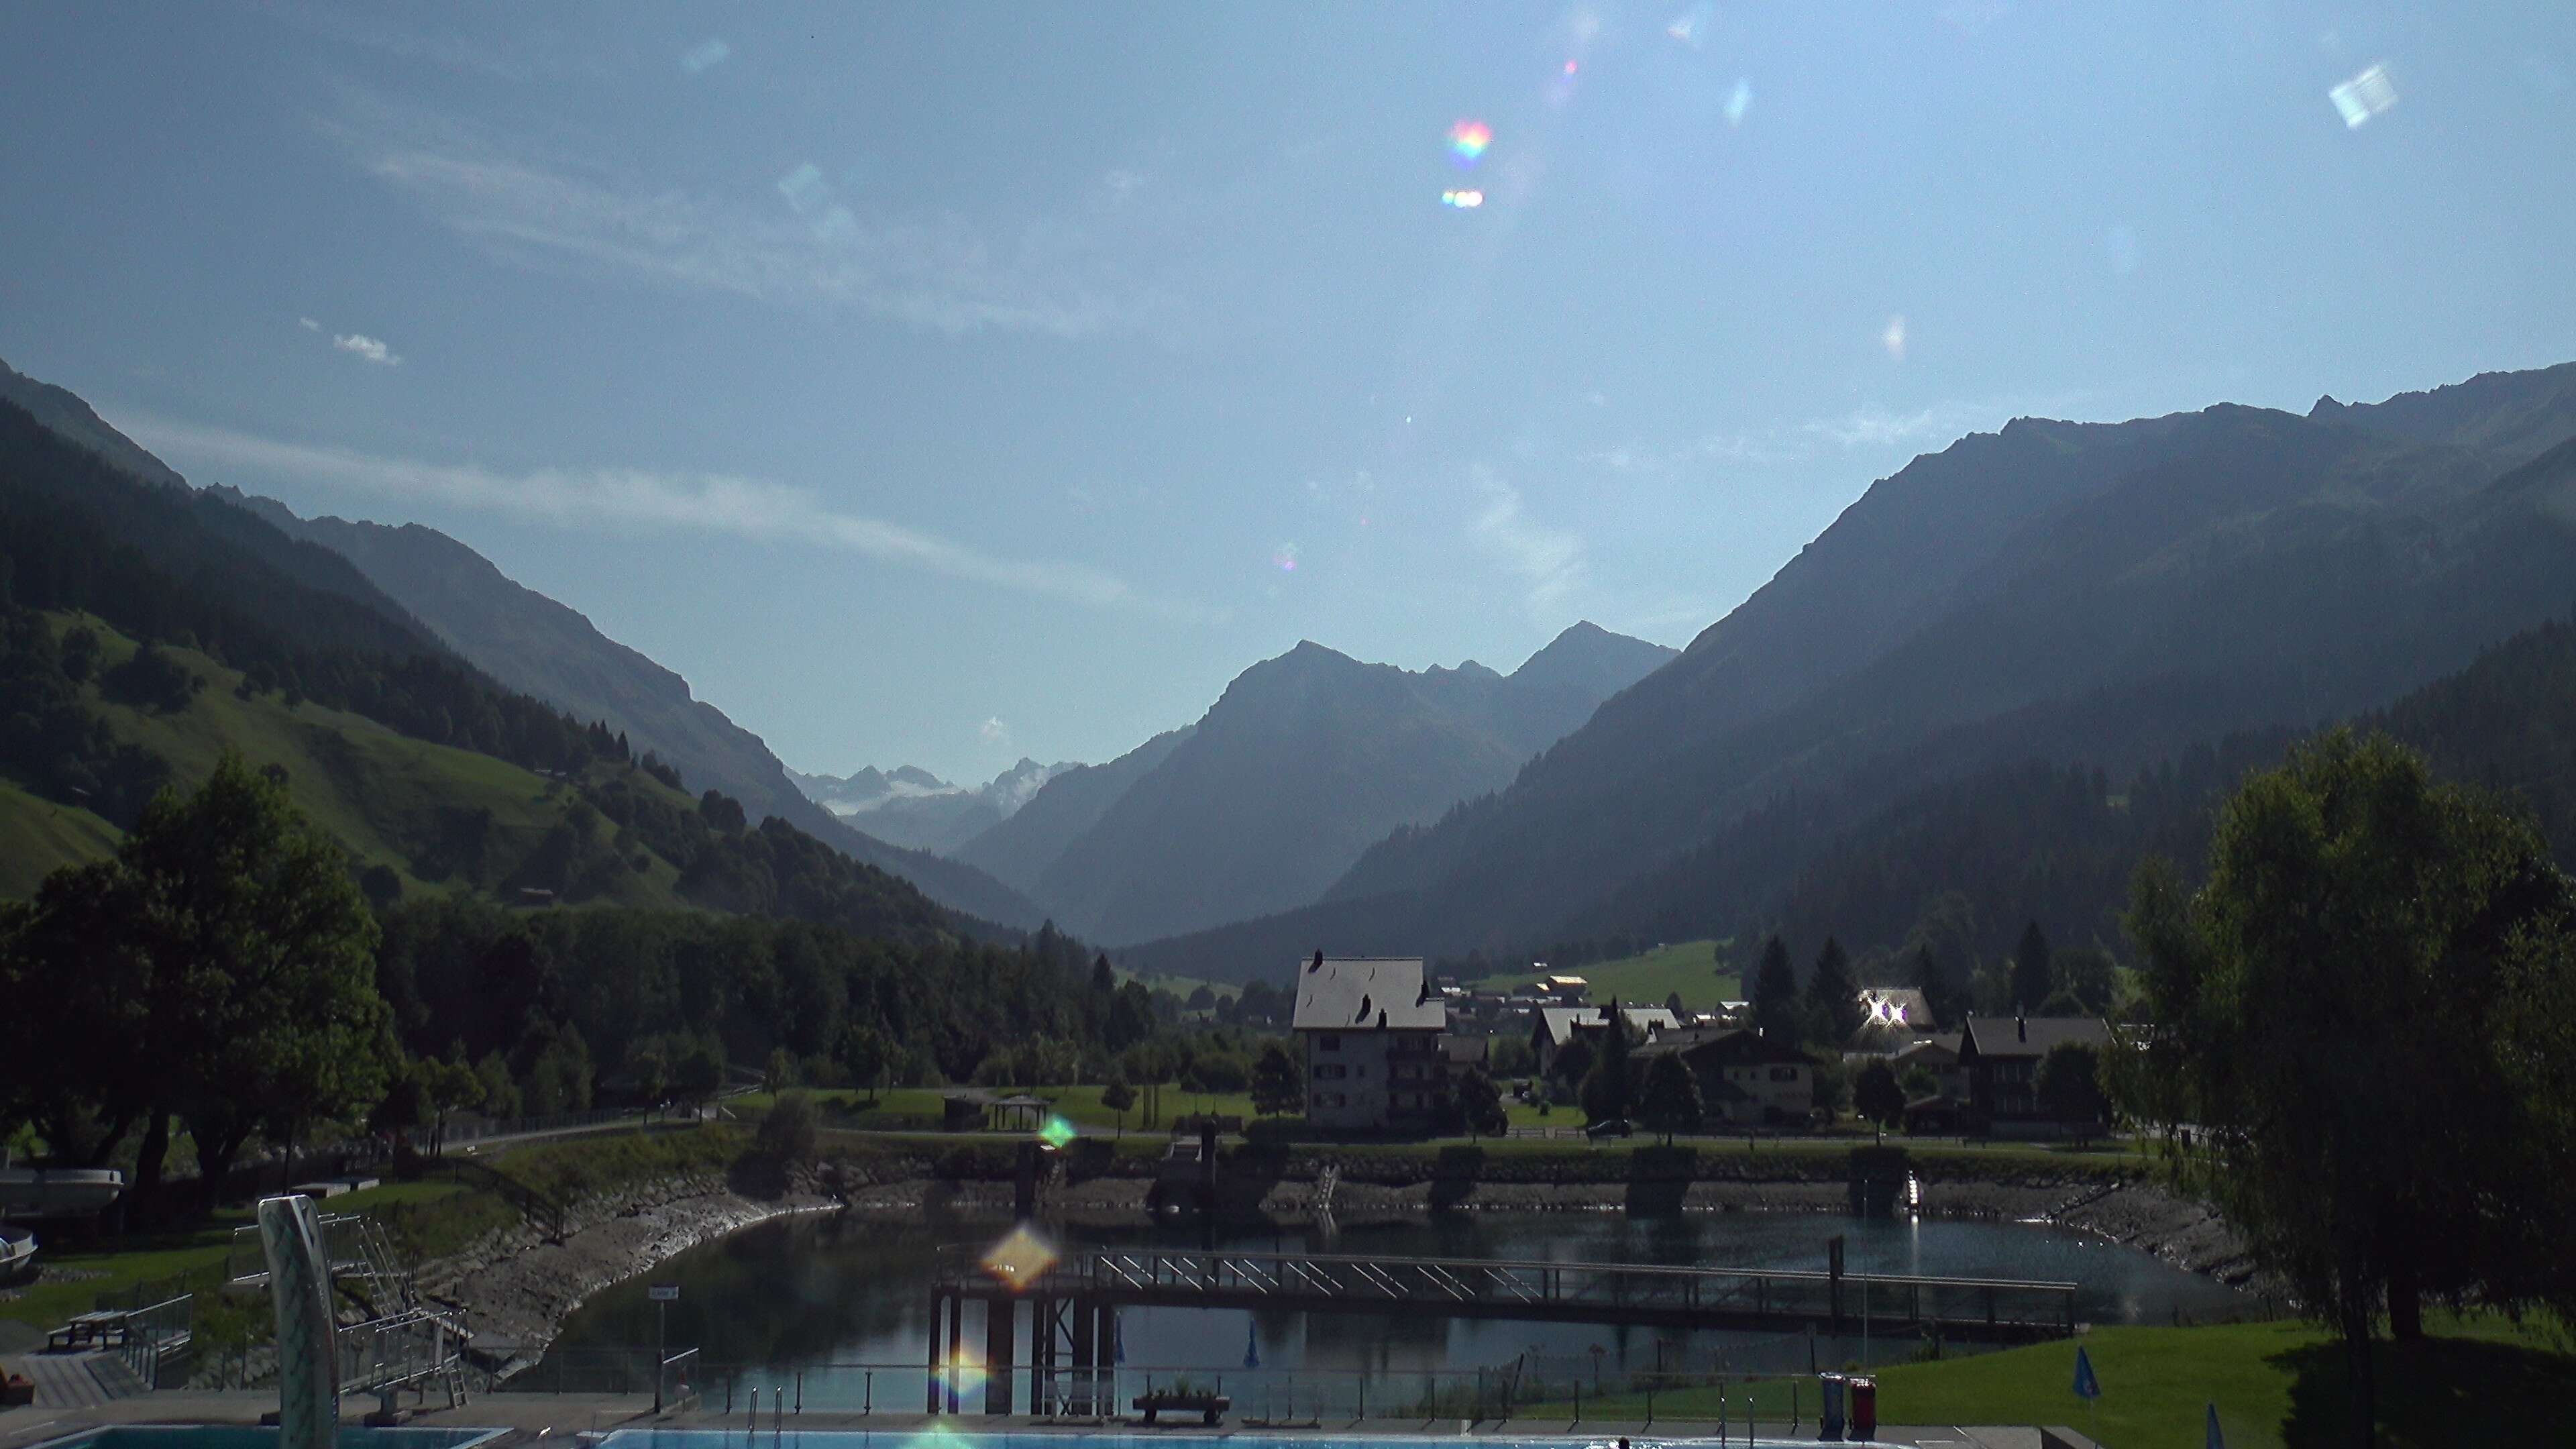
[1892,1032,1966,1102]
[1542,974,1592,1004]
[1634,1027,1813,1126]
[1529,1005,1681,1078]
[1957,1015,2112,1136]
[1291,954,1449,1131]
[1855,987,1934,1040]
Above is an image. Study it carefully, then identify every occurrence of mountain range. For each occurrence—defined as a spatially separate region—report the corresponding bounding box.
[1114,362,2576,981]
[788,757,1079,855]
[971,622,1675,945]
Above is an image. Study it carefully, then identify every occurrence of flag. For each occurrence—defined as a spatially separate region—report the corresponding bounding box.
[2206,1401,2225,1448]
[2072,1345,2101,1401]
[1244,1320,1260,1369]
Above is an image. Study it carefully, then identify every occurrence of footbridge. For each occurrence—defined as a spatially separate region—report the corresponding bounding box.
[924,1244,2079,1415]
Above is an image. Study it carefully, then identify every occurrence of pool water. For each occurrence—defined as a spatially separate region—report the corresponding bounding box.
[34,1430,506,1449]
[600,1423,1792,1433]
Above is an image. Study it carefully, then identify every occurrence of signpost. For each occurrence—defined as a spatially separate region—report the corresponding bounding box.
[651,1285,680,1412]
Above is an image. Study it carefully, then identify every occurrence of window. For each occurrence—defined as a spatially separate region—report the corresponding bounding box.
[1318,1034,1341,1051]
[1770,1066,1800,1083]
[1313,1063,1347,1080]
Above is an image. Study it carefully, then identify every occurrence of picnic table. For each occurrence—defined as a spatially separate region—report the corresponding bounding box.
[1133,1390,1230,1426]
[48,1309,131,1350]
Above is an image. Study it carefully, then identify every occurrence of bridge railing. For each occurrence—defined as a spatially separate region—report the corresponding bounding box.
[493,1352,1841,1431]
[934,1245,2078,1334]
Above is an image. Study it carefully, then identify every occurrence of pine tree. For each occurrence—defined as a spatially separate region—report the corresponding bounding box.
[1580,1003,1635,1123]
[1752,936,1800,1042]
[2012,920,2053,1015]
[1909,943,1954,1028]
[1803,937,1862,1047]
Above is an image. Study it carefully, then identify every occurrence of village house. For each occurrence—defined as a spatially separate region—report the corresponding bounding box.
[1291,953,1450,1131]
[1634,1026,1815,1127]
[1528,1004,1682,1079]
[1957,1015,2112,1136]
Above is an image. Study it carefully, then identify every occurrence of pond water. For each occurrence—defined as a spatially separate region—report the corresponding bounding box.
[538,1209,2243,1403]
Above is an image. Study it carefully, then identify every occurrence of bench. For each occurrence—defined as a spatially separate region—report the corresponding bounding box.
[1133,1391,1230,1426]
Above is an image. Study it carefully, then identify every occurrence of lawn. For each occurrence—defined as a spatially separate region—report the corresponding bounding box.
[1470,939,1741,1010]
[747,1083,1260,1134]
[0,1177,508,1329]
[1515,1314,2576,1448]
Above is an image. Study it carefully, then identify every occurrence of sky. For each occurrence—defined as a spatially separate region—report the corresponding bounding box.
[2,3,2571,784]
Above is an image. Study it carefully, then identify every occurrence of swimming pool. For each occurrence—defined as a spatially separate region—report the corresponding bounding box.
[595,1423,1803,1433]
[32,1429,506,1449]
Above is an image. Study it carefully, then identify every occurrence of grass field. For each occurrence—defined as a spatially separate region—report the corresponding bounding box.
[1470,938,1741,1010]
[1523,1313,2576,1448]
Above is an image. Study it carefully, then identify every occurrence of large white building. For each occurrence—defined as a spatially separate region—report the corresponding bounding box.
[1290,954,1448,1131]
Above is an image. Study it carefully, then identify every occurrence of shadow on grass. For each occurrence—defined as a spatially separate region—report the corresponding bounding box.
[2273,1335,2576,1448]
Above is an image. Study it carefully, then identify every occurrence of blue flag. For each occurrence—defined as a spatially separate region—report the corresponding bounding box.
[1244,1320,1260,1369]
[2073,1345,2102,1400]
[2206,1401,2225,1448]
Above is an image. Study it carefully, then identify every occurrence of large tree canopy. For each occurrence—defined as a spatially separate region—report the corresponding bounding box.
[2127,729,2576,1446]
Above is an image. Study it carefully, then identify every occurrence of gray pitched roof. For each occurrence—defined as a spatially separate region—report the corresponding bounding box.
[1960,1016,2110,1060]
[1291,956,1446,1032]
[1533,1005,1680,1048]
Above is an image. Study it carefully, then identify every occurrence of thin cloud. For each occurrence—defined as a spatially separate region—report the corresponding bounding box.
[117,413,1202,619]
[332,332,401,366]
[979,716,1011,747]
[680,39,731,75]
[334,93,1163,337]
[297,316,321,331]
[1803,402,1990,448]
[1470,468,1585,615]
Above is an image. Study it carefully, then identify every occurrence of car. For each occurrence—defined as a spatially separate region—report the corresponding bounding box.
[1585,1118,1633,1140]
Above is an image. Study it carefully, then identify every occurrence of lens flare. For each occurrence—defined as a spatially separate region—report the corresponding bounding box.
[1882,315,1909,361]
[1725,80,1754,125]
[1038,1115,1077,1150]
[1448,120,1493,162]
[980,1224,1059,1293]
[1272,543,1301,572]
[1440,189,1485,209]
[2328,63,2398,128]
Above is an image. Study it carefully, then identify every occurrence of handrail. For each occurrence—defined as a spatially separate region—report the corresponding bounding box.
[935,1242,2076,1294]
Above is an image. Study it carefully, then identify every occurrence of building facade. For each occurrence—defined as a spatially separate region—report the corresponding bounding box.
[1291,954,1450,1131]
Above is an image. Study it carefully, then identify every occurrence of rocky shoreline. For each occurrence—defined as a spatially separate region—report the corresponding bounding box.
[429,1164,2252,1366]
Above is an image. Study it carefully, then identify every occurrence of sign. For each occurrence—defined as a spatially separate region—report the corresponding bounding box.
[649,1285,680,1302]
[2072,1344,2101,1401]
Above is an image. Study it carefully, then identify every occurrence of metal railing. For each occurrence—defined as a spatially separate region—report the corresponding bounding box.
[937,1245,2081,1340]
[498,1353,1839,1434]
[111,1294,195,1389]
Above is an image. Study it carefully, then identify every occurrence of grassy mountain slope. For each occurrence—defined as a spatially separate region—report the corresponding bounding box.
[0,610,683,905]
[0,777,121,899]
[0,354,1049,929]
[213,496,1049,928]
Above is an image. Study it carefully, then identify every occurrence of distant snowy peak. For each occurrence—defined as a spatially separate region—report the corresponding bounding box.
[789,757,1082,854]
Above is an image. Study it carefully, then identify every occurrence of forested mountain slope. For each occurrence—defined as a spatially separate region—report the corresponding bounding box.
[1119,365,2576,981]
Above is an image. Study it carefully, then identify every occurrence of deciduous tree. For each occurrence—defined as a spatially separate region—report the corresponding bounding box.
[1638,1053,1703,1144]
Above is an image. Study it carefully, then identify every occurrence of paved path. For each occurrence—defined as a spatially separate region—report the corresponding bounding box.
[6,1350,131,1409]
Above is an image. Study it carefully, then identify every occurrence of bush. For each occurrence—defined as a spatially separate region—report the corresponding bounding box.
[757,1091,820,1162]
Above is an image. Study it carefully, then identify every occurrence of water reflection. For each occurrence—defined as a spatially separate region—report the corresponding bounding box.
[546,1210,2245,1387]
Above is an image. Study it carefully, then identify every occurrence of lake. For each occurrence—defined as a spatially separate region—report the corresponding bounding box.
[535,1208,2245,1409]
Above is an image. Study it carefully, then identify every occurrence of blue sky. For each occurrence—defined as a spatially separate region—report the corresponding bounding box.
[2,3,2570,783]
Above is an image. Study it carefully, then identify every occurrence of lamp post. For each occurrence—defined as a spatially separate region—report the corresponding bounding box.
[649,1284,680,1411]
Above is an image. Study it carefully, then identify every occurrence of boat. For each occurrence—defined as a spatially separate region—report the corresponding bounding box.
[0,1225,35,1284]
[0,1166,125,1215]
